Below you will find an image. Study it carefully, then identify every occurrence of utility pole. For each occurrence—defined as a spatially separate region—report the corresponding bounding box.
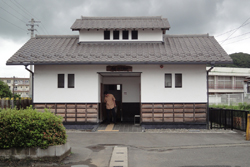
[26,18,40,38]
[12,76,15,98]
[26,18,40,98]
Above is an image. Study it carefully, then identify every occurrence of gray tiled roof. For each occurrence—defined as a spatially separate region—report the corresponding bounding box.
[6,34,232,65]
[71,16,170,30]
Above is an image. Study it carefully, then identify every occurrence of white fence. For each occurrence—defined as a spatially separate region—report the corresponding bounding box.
[209,93,250,105]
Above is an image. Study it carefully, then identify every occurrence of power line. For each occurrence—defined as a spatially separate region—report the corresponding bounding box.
[15,0,49,35]
[9,0,35,19]
[0,6,27,24]
[1,0,30,20]
[0,16,27,32]
[221,17,250,44]
[219,31,250,43]
[223,36,250,45]
[11,0,49,35]
[215,22,250,37]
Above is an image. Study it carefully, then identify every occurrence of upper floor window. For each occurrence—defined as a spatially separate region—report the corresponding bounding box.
[208,76,215,89]
[104,30,110,40]
[58,74,64,88]
[218,76,232,89]
[7,80,11,83]
[113,30,119,40]
[175,74,182,88]
[235,77,244,89]
[132,30,138,39]
[165,74,172,88]
[122,30,129,39]
[248,83,250,93]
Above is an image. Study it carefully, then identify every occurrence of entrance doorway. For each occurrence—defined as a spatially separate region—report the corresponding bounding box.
[101,84,122,123]
[98,72,141,124]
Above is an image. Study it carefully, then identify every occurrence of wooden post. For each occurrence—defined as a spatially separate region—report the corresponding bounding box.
[11,98,14,108]
[0,98,3,109]
[246,114,250,141]
[5,98,10,108]
[16,98,20,110]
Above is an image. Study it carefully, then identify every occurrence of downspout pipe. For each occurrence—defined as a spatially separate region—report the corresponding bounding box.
[206,64,214,129]
[25,65,34,106]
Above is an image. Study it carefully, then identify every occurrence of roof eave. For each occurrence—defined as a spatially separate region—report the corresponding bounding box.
[6,61,233,66]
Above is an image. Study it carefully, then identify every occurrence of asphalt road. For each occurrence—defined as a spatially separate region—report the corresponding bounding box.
[60,131,250,167]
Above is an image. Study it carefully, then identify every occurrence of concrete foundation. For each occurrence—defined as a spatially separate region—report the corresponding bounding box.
[0,142,71,161]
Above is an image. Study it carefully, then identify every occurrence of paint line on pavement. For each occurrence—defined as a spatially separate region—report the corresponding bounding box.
[98,123,119,132]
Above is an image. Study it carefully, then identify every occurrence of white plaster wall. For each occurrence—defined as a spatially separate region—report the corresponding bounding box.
[102,77,140,102]
[79,29,162,42]
[133,65,207,103]
[34,65,105,103]
[34,64,207,103]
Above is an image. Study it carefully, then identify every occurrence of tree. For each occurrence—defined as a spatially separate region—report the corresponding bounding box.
[0,80,12,98]
[213,52,250,68]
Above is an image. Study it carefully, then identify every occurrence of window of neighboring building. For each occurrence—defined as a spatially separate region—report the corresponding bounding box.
[113,30,119,40]
[248,83,250,93]
[14,80,17,84]
[58,74,64,88]
[235,77,244,89]
[122,30,129,39]
[104,30,110,40]
[218,76,232,89]
[68,74,75,88]
[7,80,11,83]
[208,76,215,89]
[175,74,182,88]
[132,30,138,40]
[165,74,172,88]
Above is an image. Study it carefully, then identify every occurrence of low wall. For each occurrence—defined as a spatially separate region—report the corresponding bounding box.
[0,142,71,161]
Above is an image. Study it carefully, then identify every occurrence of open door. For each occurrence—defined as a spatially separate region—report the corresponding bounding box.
[101,84,122,123]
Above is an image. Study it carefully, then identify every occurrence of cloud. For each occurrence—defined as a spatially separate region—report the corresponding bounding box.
[0,37,29,77]
[1,0,250,77]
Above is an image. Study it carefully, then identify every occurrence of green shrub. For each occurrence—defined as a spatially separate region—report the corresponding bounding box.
[210,103,250,111]
[0,107,67,149]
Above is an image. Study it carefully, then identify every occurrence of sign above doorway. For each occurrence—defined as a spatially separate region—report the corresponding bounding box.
[106,65,132,72]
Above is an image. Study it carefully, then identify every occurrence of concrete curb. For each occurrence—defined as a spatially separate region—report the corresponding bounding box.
[0,142,71,161]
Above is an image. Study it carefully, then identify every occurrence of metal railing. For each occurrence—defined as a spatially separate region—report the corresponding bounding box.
[209,84,243,90]
[209,108,249,131]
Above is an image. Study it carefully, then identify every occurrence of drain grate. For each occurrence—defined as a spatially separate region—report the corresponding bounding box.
[109,146,128,167]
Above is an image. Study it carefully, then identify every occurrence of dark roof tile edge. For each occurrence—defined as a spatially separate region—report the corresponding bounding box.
[34,35,79,39]
[80,16,163,20]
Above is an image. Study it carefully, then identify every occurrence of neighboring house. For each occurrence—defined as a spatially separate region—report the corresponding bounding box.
[208,67,250,95]
[207,67,250,105]
[6,16,232,128]
[0,77,30,97]
[244,77,250,95]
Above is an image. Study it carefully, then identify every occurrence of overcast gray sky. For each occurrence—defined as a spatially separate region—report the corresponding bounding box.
[1,0,250,78]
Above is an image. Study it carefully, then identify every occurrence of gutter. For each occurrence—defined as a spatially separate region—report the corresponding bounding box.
[206,64,214,129]
[25,65,34,106]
